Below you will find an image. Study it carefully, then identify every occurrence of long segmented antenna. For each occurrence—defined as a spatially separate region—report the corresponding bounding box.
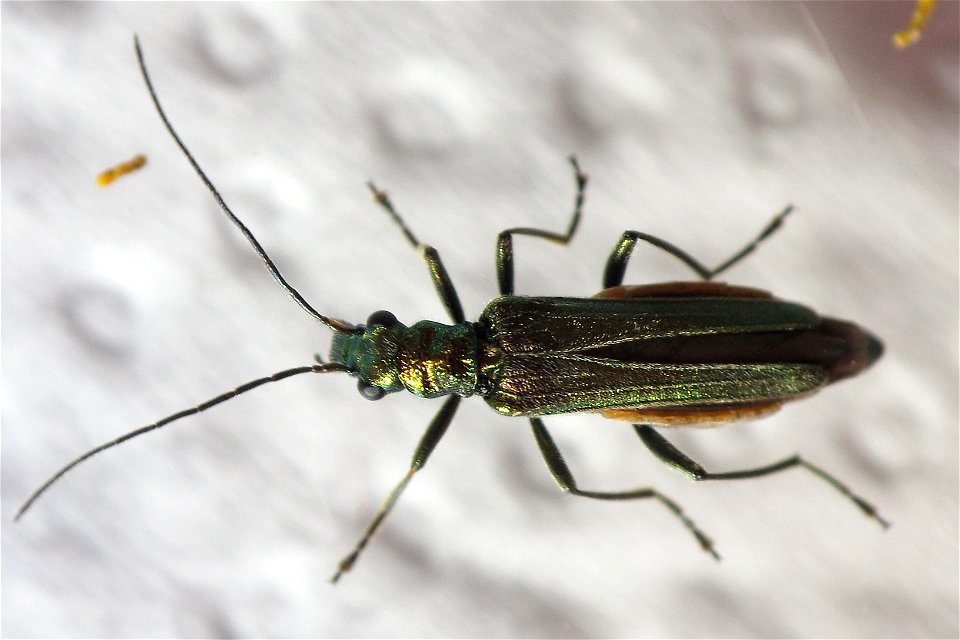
[16,37,362,520]
[133,35,356,334]
[15,363,350,520]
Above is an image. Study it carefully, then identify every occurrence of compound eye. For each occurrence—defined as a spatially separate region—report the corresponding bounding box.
[365,310,397,328]
[357,380,386,401]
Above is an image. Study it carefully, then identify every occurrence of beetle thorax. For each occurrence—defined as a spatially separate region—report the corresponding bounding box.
[396,321,479,398]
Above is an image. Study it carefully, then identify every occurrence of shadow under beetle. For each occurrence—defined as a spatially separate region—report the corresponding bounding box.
[16,36,888,582]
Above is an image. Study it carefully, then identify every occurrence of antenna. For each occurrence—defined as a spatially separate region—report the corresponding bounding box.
[15,362,349,520]
[16,37,362,520]
[133,35,357,334]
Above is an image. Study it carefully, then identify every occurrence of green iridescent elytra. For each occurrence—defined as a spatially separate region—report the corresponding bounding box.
[329,290,878,423]
[16,37,889,586]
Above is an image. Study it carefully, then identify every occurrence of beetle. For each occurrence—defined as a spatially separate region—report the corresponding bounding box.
[16,36,887,582]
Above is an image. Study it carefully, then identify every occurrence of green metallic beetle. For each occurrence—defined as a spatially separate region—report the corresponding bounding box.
[16,37,887,583]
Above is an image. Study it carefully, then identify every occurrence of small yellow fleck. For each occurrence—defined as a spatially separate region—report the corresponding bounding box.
[96,154,147,187]
[893,0,938,49]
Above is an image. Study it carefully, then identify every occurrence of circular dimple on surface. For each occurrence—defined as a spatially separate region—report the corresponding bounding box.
[60,282,137,355]
[369,59,486,155]
[929,50,960,106]
[736,38,833,126]
[214,159,312,271]
[197,8,284,84]
[59,247,186,357]
[558,44,670,142]
[837,363,948,481]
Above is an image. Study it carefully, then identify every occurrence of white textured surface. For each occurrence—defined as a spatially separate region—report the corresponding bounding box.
[3,3,957,637]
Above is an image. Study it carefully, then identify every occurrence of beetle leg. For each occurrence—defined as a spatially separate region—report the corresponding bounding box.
[332,395,462,583]
[602,206,793,288]
[366,182,465,323]
[633,425,889,528]
[496,156,587,295]
[530,418,720,560]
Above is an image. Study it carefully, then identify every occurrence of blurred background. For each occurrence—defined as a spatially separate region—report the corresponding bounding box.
[3,3,957,637]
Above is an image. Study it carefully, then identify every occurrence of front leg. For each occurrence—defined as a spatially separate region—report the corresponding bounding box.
[367,182,465,323]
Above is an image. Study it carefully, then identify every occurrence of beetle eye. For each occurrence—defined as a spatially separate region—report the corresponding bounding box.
[366,310,397,328]
[358,380,386,401]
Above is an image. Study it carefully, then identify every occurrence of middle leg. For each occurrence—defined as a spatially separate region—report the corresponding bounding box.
[497,157,588,296]
[530,417,720,559]
[602,205,793,288]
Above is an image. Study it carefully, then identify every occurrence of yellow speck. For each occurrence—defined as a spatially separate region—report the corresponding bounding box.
[96,154,147,187]
[893,0,938,49]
